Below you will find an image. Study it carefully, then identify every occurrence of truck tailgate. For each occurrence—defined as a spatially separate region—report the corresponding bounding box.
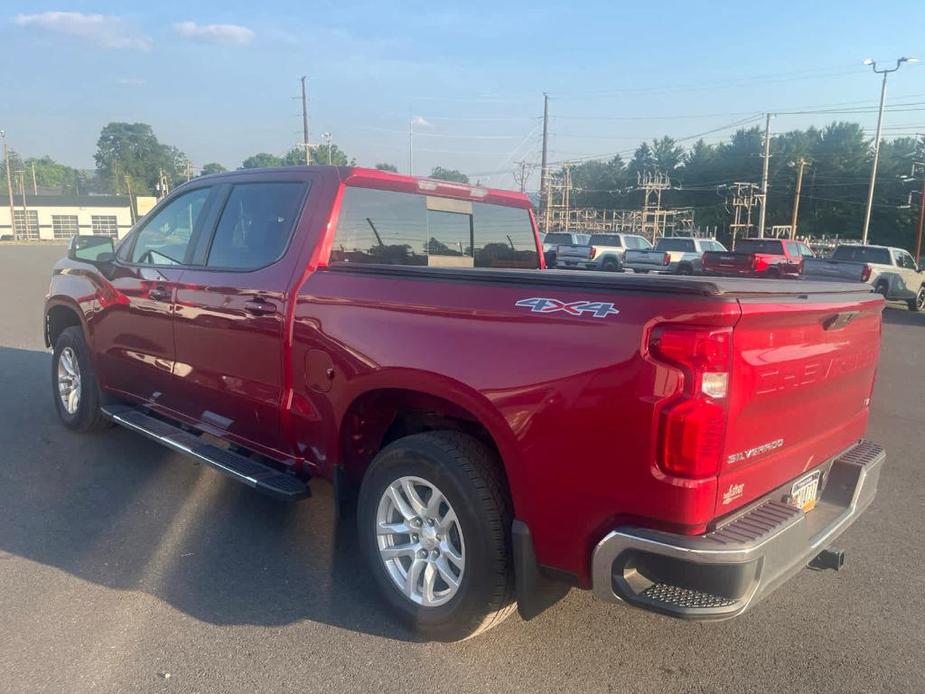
[717,291,883,515]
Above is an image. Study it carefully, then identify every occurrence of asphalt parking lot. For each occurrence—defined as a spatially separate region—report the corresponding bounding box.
[0,243,923,694]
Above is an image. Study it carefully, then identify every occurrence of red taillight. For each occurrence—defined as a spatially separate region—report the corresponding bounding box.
[751,255,767,271]
[861,264,872,282]
[662,252,671,266]
[589,246,598,260]
[648,326,732,479]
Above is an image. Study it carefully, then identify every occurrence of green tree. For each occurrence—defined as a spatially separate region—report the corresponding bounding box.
[200,162,227,176]
[240,152,284,169]
[310,143,351,166]
[375,163,399,172]
[26,156,80,191]
[430,166,469,183]
[94,122,186,194]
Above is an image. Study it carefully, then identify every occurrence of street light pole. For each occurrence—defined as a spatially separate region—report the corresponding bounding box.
[861,57,916,244]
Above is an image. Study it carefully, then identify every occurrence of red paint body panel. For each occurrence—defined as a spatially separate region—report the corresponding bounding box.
[45,166,884,588]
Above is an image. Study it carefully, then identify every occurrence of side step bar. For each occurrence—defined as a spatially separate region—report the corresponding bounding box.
[101,405,310,501]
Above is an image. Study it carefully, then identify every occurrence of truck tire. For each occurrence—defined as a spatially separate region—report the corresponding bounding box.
[909,286,925,312]
[602,258,620,272]
[676,263,693,276]
[51,326,110,432]
[765,267,781,279]
[357,430,516,641]
[875,281,889,298]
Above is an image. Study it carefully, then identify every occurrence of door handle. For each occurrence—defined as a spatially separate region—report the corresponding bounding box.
[244,299,278,315]
[148,285,171,302]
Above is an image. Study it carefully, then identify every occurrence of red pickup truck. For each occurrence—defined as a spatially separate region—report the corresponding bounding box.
[45,166,885,640]
[702,238,815,278]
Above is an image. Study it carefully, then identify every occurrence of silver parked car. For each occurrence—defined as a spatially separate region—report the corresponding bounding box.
[624,237,727,275]
[554,233,652,271]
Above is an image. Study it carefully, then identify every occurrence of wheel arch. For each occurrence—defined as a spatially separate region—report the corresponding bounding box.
[45,298,87,348]
[337,377,524,514]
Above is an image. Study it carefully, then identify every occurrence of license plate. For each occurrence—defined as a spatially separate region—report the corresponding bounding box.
[789,471,821,513]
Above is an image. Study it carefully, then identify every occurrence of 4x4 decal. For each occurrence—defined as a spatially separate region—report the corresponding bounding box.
[515,297,620,318]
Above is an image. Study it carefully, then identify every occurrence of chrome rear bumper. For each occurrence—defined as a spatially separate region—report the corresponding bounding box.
[591,440,885,619]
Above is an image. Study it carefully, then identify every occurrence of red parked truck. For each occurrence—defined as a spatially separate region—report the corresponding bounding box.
[702,238,815,278]
[45,166,885,640]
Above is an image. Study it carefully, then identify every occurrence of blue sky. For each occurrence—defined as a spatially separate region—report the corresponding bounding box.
[2,1,923,190]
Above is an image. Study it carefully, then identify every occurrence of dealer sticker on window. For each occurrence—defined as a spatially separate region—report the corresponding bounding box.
[788,471,821,513]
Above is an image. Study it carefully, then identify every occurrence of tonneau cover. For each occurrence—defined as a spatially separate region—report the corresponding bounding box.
[326,264,875,298]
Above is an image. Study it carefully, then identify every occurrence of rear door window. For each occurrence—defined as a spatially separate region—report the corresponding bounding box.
[206,182,307,270]
[331,187,538,268]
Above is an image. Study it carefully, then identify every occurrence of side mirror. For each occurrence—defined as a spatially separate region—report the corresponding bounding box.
[68,235,115,264]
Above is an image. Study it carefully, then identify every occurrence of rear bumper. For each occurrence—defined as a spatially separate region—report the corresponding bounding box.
[591,440,885,620]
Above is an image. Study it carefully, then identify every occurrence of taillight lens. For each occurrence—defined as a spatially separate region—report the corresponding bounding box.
[589,246,598,260]
[662,252,670,265]
[751,256,767,271]
[861,264,872,282]
[648,326,732,479]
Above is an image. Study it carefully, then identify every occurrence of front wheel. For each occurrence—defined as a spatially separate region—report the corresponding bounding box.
[357,431,515,641]
[909,286,925,312]
[51,326,110,432]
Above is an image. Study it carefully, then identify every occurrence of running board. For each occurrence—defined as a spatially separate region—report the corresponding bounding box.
[101,405,310,500]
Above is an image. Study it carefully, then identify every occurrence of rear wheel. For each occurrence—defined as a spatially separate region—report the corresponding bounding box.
[357,431,515,641]
[602,258,620,272]
[676,263,693,276]
[765,267,781,279]
[909,286,925,312]
[875,282,889,298]
[51,326,110,432]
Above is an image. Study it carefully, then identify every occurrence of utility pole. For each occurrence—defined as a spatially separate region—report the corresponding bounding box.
[540,93,549,232]
[185,160,192,182]
[1,131,15,240]
[16,170,29,238]
[913,158,925,265]
[31,161,37,195]
[790,157,808,239]
[758,112,772,238]
[408,119,413,176]
[300,76,310,165]
[514,160,529,193]
[125,175,136,225]
[862,57,917,244]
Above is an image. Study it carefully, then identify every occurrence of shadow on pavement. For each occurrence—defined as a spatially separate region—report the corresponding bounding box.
[880,305,925,327]
[0,345,417,642]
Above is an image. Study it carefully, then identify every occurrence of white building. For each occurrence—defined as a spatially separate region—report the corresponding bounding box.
[0,195,139,241]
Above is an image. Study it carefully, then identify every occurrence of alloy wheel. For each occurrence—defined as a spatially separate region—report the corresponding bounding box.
[375,476,466,607]
[57,346,81,415]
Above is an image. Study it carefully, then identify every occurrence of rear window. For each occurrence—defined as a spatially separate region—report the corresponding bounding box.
[832,246,892,265]
[736,239,784,254]
[656,238,696,252]
[701,240,726,252]
[331,187,539,269]
[543,232,574,246]
[589,234,621,246]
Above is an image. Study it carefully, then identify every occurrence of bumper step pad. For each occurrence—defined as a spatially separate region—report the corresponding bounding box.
[102,404,309,500]
[641,583,738,610]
